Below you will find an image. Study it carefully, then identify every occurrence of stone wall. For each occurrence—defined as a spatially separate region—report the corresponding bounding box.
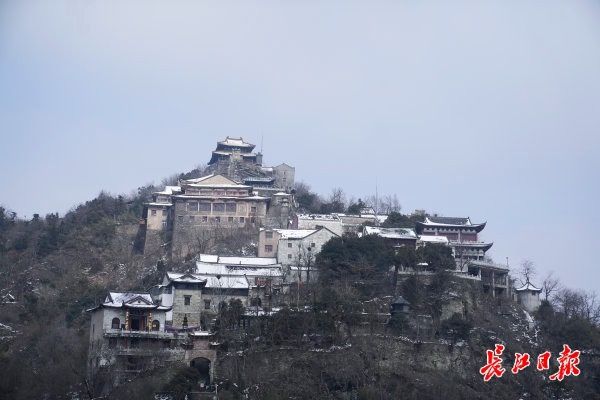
[172,287,203,329]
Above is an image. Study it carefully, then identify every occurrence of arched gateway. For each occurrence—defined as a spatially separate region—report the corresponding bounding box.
[190,357,211,386]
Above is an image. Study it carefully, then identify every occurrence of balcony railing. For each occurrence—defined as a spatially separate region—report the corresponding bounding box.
[103,328,175,339]
[482,276,508,287]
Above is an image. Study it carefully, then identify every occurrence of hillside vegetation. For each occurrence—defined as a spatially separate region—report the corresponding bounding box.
[0,182,599,399]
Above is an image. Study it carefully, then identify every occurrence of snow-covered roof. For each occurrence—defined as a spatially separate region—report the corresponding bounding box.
[516,282,542,292]
[196,262,283,278]
[297,213,341,221]
[375,215,388,223]
[467,260,509,271]
[90,292,170,311]
[418,235,449,244]
[145,202,172,207]
[425,216,472,225]
[183,174,216,184]
[273,192,290,196]
[204,275,250,289]
[274,229,317,239]
[364,226,417,240]
[185,183,251,189]
[218,136,254,148]
[198,254,278,266]
[165,272,207,284]
[108,292,153,305]
[154,186,181,195]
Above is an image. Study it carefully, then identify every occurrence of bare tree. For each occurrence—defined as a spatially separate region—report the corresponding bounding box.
[554,288,600,325]
[541,271,561,302]
[328,188,347,212]
[364,193,401,215]
[519,259,536,285]
[380,194,401,214]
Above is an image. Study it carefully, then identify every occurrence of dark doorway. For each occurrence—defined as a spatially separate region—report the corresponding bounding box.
[190,357,211,387]
[130,316,146,331]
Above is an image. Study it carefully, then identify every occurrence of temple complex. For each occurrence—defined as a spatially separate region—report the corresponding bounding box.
[141,137,296,259]
[416,216,509,297]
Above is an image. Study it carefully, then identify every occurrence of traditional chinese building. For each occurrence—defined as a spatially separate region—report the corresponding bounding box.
[415,216,510,297]
[142,174,272,258]
[206,136,295,192]
[195,254,286,309]
[415,216,493,263]
[141,137,297,258]
[87,293,174,392]
[87,291,219,396]
[515,281,542,312]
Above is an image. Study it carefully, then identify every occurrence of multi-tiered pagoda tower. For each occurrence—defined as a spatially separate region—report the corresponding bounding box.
[206,136,294,192]
[415,216,493,262]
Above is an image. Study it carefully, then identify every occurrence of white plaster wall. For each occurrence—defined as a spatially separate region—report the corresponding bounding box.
[518,291,541,313]
[278,229,337,266]
[297,218,343,236]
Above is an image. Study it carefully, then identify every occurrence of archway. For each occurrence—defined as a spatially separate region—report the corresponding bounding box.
[190,357,211,387]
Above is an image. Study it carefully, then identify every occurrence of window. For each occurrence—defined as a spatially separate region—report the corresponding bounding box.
[152,320,160,331]
[250,206,257,213]
[151,210,157,216]
[265,231,273,239]
[226,203,237,213]
[184,295,191,305]
[287,254,292,259]
[215,216,221,223]
[228,216,234,223]
[111,317,120,330]
[162,210,168,216]
[287,242,292,248]
[213,203,225,212]
[199,202,211,212]
[311,243,316,248]
[202,216,208,223]
[239,217,245,223]
[204,299,211,310]
[187,202,198,212]
[178,215,183,222]
[182,315,188,328]
[265,245,273,253]
[162,221,167,228]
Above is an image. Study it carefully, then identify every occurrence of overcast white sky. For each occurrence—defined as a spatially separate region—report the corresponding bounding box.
[1,1,599,292]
